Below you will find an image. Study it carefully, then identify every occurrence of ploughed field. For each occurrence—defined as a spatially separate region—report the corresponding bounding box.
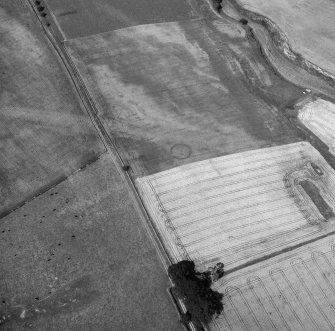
[212,236,335,330]
[66,18,304,176]
[45,0,199,39]
[137,142,335,272]
[0,0,104,217]
[236,0,335,77]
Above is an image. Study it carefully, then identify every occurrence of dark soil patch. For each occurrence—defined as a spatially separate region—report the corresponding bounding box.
[300,180,334,220]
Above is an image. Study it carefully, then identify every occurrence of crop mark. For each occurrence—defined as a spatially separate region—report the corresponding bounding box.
[58,10,78,17]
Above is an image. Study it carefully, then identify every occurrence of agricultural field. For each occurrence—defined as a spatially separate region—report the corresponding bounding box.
[0,153,182,331]
[137,142,335,272]
[44,0,199,39]
[297,98,335,155]
[0,0,105,217]
[65,18,304,176]
[4,0,335,330]
[212,236,335,330]
[220,1,335,100]
[236,0,335,76]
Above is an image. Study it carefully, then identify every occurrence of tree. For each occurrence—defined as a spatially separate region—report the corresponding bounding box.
[168,260,223,327]
[211,0,223,12]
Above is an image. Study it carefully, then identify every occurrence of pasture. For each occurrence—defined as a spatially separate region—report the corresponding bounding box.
[137,142,335,271]
[66,18,303,176]
[0,154,182,331]
[0,0,104,216]
[237,0,335,76]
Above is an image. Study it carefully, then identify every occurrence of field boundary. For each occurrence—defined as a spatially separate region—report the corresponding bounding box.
[0,153,103,221]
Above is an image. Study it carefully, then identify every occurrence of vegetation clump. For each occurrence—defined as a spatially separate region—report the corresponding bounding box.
[240,18,248,25]
[168,260,224,329]
[212,0,223,12]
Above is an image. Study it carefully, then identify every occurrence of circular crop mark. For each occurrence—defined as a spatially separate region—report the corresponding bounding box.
[171,144,192,160]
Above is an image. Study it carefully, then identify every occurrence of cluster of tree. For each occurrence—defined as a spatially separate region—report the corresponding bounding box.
[35,0,49,22]
[212,0,223,12]
[168,260,223,329]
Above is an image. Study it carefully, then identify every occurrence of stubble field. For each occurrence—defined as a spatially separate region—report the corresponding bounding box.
[212,236,335,330]
[137,142,335,271]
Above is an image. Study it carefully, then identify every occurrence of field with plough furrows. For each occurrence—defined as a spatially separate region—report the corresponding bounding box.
[210,235,335,331]
[298,98,335,155]
[137,142,335,272]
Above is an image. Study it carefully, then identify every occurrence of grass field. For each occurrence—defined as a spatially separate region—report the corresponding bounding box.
[237,0,335,76]
[298,98,335,155]
[137,142,335,272]
[66,18,303,176]
[0,154,182,331]
[0,0,105,216]
[45,0,199,39]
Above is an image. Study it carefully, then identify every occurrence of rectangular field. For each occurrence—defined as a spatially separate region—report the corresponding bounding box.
[66,19,303,176]
[0,1,104,216]
[45,0,199,39]
[137,142,335,271]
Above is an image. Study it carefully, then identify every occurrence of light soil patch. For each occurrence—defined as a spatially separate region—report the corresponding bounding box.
[0,153,182,331]
[66,19,303,176]
[44,0,199,39]
[210,236,335,330]
[0,0,104,216]
[237,0,335,76]
[298,98,335,155]
[137,142,335,272]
